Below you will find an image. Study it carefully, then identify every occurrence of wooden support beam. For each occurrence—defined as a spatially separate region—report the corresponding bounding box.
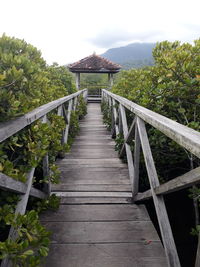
[137,117,181,267]
[0,172,46,199]
[135,166,200,202]
[119,117,136,158]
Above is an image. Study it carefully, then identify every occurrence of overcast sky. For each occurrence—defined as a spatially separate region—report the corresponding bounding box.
[0,0,199,65]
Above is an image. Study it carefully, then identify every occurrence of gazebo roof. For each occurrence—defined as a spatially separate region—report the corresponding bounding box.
[68,54,121,73]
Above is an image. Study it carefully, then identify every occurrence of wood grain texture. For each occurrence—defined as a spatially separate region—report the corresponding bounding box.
[44,243,167,267]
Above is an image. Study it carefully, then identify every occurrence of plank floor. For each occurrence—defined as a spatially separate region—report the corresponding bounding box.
[41,103,167,267]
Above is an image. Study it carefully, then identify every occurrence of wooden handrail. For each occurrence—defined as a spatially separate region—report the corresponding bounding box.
[102,89,200,267]
[102,89,200,158]
[0,89,87,143]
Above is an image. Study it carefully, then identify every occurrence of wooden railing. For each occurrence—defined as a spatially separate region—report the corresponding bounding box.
[0,89,87,267]
[102,89,200,267]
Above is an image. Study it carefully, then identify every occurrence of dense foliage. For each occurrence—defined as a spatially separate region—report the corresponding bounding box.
[112,39,200,185]
[0,35,87,266]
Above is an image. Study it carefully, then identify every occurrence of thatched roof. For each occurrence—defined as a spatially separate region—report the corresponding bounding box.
[69,54,121,73]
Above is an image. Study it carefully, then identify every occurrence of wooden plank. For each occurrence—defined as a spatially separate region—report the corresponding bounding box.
[73,140,115,145]
[40,204,149,222]
[58,158,123,165]
[57,169,130,184]
[52,192,132,197]
[60,197,132,204]
[64,151,119,159]
[0,89,87,143]
[137,117,181,267]
[102,89,200,159]
[43,221,160,243]
[51,184,131,192]
[44,243,167,267]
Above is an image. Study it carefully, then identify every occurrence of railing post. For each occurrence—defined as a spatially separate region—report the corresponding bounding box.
[62,99,73,144]
[111,99,119,138]
[73,96,78,111]
[41,115,51,196]
[137,117,181,267]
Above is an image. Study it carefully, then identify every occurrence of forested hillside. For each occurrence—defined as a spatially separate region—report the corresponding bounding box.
[102,43,156,69]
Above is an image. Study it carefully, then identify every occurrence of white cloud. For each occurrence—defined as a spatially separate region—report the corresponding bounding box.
[0,0,199,65]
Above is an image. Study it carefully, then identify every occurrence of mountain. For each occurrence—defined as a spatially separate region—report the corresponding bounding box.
[101,43,156,69]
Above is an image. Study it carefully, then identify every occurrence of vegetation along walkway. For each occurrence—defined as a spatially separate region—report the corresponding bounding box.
[41,103,167,267]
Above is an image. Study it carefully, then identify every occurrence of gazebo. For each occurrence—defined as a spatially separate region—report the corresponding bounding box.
[68,53,121,90]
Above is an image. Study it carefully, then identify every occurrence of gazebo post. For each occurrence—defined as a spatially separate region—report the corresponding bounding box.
[75,72,80,90]
[108,73,114,88]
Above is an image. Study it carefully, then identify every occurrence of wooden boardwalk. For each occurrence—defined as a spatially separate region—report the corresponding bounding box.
[41,103,167,267]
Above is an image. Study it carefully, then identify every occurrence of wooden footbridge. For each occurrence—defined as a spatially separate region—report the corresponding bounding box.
[1,89,200,267]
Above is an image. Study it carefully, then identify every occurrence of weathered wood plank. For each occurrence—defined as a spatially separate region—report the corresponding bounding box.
[43,221,160,243]
[135,166,200,202]
[155,166,200,196]
[60,197,132,204]
[137,117,181,267]
[51,184,131,192]
[44,243,167,267]
[0,172,46,199]
[58,158,123,164]
[40,204,149,222]
[102,89,200,158]
[64,151,119,159]
[52,192,132,197]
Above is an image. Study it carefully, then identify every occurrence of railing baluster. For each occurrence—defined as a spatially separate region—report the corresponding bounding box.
[73,96,78,111]
[119,104,135,193]
[137,117,181,267]
[111,99,119,138]
[133,117,140,198]
[41,115,51,196]
[62,99,73,144]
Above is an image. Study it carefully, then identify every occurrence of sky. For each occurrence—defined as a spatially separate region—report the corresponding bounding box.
[0,0,199,65]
